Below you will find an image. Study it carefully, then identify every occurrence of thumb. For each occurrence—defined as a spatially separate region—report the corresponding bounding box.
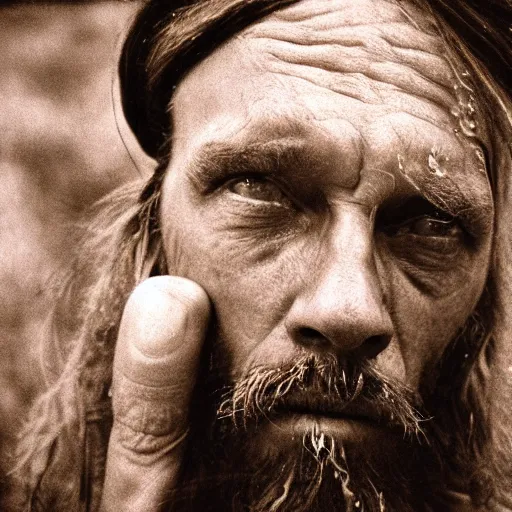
[101,276,210,512]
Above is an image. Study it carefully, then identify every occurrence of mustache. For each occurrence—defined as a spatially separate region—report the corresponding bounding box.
[217,353,428,440]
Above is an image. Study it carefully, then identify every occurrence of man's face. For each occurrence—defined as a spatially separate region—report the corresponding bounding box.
[159,0,493,505]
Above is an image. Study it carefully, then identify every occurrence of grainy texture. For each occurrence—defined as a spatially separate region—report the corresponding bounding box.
[0,0,148,485]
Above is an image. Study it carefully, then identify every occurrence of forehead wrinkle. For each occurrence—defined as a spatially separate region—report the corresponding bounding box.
[264,65,454,130]
[237,15,461,130]
[267,53,454,114]
[270,0,423,27]
[252,0,441,53]
[249,19,443,54]
[247,23,451,87]
[255,35,453,87]
[245,30,456,109]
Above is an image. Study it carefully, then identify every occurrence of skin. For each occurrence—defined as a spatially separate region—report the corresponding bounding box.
[162,0,493,426]
[102,0,494,509]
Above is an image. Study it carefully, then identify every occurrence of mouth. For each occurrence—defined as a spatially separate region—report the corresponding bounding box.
[252,408,385,454]
[241,391,396,458]
[273,391,384,425]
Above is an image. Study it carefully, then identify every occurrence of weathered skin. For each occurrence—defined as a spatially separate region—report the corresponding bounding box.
[161,0,493,415]
[101,0,497,510]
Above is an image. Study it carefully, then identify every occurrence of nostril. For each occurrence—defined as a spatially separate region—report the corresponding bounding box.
[294,329,391,357]
[297,327,330,349]
[361,335,391,359]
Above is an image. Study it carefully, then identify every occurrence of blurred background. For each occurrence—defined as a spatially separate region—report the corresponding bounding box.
[0,0,152,488]
[1,0,511,508]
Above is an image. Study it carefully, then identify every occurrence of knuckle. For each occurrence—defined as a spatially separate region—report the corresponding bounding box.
[113,422,188,457]
[112,375,188,436]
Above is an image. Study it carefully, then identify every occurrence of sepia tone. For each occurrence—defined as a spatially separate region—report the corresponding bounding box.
[1,0,511,510]
[0,0,146,492]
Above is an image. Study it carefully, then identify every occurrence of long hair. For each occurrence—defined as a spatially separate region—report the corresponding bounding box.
[10,0,512,509]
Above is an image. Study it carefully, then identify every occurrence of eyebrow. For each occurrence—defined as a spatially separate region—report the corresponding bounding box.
[396,164,494,237]
[186,138,318,192]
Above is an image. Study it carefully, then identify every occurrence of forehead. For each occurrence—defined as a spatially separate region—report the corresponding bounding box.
[169,0,491,210]
[173,0,453,133]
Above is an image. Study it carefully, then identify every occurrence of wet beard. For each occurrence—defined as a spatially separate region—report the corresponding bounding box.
[191,428,430,512]
[167,354,450,512]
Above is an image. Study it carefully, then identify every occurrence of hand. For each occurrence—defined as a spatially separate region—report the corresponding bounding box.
[100,276,210,511]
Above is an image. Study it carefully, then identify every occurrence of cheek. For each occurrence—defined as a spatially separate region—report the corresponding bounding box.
[379,242,491,387]
[160,180,304,366]
[161,173,493,387]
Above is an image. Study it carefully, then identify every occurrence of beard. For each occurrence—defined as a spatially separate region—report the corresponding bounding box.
[163,351,456,512]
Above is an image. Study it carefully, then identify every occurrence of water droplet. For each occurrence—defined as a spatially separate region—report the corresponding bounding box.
[449,68,479,138]
[459,118,478,137]
[474,146,486,173]
[428,149,446,177]
[450,106,461,118]
[397,154,405,173]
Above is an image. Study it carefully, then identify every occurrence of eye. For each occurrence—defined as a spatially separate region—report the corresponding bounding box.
[390,216,461,238]
[378,197,464,239]
[228,177,289,205]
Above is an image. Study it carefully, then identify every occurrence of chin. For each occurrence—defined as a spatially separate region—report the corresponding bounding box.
[167,352,455,512]
[170,414,444,512]
[241,415,420,509]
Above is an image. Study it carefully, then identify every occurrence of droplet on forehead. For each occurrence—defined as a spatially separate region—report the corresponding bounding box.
[474,146,487,174]
[428,148,446,177]
[397,153,421,192]
[448,66,480,138]
[450,106,461,118]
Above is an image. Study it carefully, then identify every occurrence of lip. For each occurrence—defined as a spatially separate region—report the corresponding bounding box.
[273,391,384,424]
[249,392,389,451]
[253,412,384,454]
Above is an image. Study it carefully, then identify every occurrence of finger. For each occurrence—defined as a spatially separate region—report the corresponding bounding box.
[101,276,210,512]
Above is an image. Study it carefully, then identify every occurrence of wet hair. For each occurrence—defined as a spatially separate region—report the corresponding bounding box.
[9,0,512,510]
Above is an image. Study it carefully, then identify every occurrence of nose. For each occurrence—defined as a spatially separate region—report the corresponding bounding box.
[285,210,393,360]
